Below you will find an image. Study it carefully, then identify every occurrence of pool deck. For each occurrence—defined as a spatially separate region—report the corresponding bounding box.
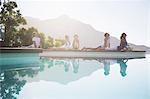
[0,48,146,58]
[40,49,146,59]
[0,47,43,53]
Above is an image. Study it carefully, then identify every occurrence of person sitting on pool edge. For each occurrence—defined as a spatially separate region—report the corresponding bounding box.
[64,35,71,49]
[28,32,41,48]
[48,35,71,50]
[82,32,110,51]
[72,34,80,50]
[117,33,131,51]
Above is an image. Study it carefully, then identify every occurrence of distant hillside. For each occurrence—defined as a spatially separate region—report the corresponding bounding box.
[23,15,150,53]
[129,44,150,54]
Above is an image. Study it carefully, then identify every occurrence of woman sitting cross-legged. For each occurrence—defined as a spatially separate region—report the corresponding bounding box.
[117,33,131,51]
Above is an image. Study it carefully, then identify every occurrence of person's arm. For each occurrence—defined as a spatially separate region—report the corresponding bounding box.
[103,38,107,48]
[125,38,128,46]
[120,39,123,47]
[77,39,80,49]
[108,38,110,48]
[33,41,36,48]
[32,37,36,48]
[69,40,71,46]
[72,40,75,48]
[38,38,41,48]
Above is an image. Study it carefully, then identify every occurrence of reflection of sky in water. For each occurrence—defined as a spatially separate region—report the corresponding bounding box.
[0,55,150,99]
[18,59,101,84]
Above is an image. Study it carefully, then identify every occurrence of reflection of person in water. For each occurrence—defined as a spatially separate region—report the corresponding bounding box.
[103,60,110,76]
[72,59,79,73]
[96,59,117,76]
[64,60,71,72]
[117,59,128,77]
[96,59,110,76]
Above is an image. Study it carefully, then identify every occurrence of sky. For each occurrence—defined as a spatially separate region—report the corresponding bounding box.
[14,0,150,47]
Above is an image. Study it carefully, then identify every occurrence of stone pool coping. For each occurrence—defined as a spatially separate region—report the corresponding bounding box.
[0,47,43,53]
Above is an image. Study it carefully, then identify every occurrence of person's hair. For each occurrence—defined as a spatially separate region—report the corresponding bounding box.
[104,33,109,37]
[74,34,78,38]
[120,33,127,39]
[122,33,127,36]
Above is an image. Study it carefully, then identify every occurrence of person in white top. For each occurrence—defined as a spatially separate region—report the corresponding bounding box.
[59,35,71,50]
[103,33,110,50]
[31,33,41,48]
[64,35,71,49]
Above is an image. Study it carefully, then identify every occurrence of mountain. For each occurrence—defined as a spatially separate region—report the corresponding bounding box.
[23,15,150,53]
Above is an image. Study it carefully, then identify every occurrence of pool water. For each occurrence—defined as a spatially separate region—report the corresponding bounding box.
[0,55,150,99]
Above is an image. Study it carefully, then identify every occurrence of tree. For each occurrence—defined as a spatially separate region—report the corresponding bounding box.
[54,38,65,47]
[44,36,54,48]
[0,1,26,46]
[17,27,37,46]
[38,32,46,48]
[14,27,46,48]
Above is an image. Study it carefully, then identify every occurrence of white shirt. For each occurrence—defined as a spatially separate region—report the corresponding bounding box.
[105,38,110,48]
[65,41,71,48]
[32,36,40,48]
[102,37,110,49]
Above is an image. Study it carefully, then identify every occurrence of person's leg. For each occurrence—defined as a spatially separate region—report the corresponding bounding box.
[82,45,102,51]
[81,47,97,51]
[95,47,105,51]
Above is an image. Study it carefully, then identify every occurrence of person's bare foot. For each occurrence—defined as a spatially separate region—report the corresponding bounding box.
[81,47,86,51]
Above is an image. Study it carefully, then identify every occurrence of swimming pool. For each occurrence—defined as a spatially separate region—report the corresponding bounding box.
[0,55,150,99]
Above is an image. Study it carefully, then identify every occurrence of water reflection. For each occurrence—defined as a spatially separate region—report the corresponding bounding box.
[41,58,80,74]
[0,57,145,98]
[72,59,79,73]
[63,59,79,73]
[0,67,40,99]
[103,60,110,76]
[117,59,128,77]
[97,58,128,77]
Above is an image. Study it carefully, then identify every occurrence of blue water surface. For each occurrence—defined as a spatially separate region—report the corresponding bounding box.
[0,54,150,99]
